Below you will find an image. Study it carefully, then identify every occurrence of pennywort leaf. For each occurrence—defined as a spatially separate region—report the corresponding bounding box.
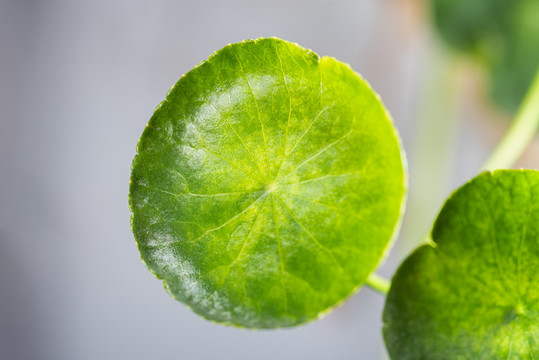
[384,170,539,359]
[129,38,406,328]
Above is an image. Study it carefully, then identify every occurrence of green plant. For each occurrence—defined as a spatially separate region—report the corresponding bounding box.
[129,38,539,357]
[129,38,406,328]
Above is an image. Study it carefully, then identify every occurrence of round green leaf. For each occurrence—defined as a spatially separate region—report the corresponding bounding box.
[431,0,539,112]
[129,38,406,328]
[384,170,539,358]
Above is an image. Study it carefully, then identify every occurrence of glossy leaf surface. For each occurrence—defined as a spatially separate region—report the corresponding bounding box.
[431,0,539,112]
[384,170,539,358]
[129,38,406,328]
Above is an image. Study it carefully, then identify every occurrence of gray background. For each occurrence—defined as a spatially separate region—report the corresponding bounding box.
[2,0,537,359]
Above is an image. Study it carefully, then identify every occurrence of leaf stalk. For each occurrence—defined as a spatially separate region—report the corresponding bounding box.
[366,272,390,295]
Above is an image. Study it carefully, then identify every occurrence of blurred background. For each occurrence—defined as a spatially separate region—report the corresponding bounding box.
[1,0,539,359]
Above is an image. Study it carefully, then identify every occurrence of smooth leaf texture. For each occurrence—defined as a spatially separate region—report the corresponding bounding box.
[431,0,539,112]
[384,170,539,359]
[129,38,406,328]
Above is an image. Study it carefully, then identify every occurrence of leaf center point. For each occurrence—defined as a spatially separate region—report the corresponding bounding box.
[515,302,527,316]
[266,182,278,194]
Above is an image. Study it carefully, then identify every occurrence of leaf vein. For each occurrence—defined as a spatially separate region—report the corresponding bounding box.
[231,48,271,178]
[270,194,288,311]
[277,128,354,183]
[275,195,345,273]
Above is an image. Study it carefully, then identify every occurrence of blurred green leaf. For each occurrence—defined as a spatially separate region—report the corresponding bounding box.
[129,38,407,328]
[432,0,539,112]
[384,170,539,358]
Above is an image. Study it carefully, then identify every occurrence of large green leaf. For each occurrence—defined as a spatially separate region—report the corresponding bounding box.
[384,170,539,358]
[431,0,539,112]
[129,38,406,328]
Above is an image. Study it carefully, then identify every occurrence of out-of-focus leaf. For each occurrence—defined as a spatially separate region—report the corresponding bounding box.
[432,0,539,112]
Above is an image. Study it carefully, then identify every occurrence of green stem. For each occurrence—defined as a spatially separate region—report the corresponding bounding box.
[481,66,539,171]
[366,272,390,295]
